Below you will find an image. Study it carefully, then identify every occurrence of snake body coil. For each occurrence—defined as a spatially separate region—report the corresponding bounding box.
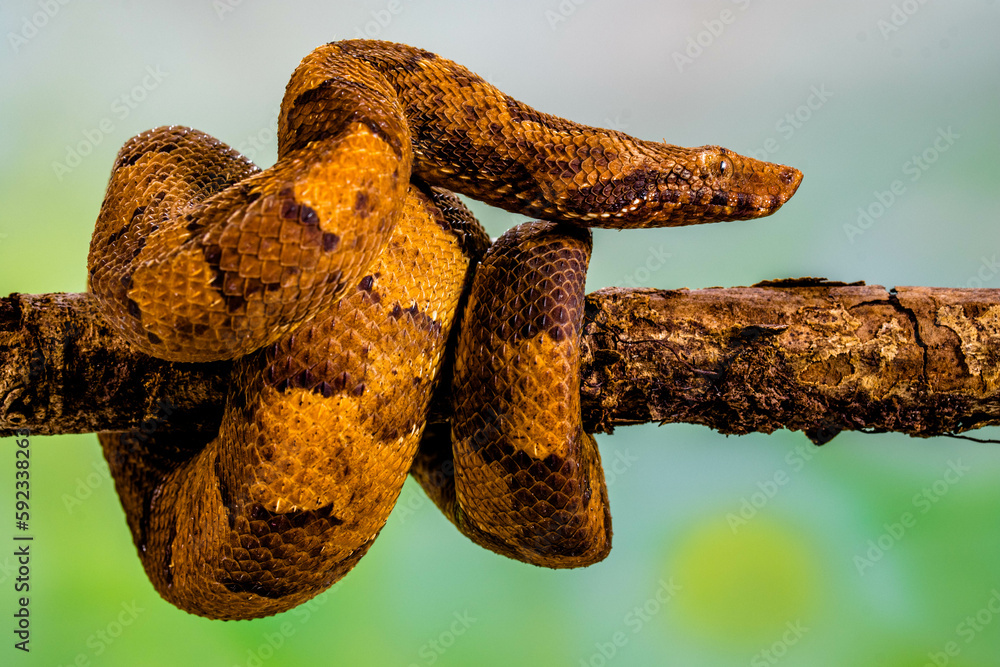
[88,40,802,619]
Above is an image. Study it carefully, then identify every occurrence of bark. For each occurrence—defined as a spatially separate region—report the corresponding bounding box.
[579,279,999,442]
[0,292,229,439]
[2,280,998,443]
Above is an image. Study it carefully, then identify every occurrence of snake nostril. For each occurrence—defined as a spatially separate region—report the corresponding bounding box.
[778,168,804,197]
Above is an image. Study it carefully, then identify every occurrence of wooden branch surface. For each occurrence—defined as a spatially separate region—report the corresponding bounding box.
[2,281,998,443]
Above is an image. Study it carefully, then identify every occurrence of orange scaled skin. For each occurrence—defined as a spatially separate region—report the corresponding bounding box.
[90,40,802,619]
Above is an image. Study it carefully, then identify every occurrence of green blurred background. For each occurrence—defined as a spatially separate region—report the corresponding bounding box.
[2,1,999,665]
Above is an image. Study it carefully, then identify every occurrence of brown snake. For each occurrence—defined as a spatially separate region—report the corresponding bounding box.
[87,40,802,619]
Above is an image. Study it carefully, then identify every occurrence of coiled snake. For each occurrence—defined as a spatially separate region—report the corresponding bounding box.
[88,40,802,619]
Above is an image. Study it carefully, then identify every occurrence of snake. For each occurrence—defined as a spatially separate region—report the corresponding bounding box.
[87,39,802,620]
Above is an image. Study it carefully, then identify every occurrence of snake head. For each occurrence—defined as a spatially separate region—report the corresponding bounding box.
[690,146,803,221]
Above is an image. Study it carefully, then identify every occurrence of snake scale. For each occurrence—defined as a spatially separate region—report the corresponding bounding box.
[87,40,802,620]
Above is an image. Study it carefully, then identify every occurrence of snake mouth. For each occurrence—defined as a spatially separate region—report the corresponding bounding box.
[703,164,804,221]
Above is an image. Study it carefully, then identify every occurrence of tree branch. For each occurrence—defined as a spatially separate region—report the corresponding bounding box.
[2,281,998,443]
[0,292,229,438]
[580,279,999,442]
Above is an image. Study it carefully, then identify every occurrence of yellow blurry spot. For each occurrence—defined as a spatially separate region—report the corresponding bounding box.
[667,518,819,646]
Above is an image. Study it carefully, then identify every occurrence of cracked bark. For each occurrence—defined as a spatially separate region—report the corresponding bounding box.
[1,280,998,444]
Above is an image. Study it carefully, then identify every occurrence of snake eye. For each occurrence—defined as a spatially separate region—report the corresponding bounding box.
[718,158,730,178]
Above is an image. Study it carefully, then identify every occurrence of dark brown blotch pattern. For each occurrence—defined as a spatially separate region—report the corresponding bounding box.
[90,39,802,620]
[218,501,344,599]
[470,222,591,344]
[447,220,609,566]
[282,75,407,158]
